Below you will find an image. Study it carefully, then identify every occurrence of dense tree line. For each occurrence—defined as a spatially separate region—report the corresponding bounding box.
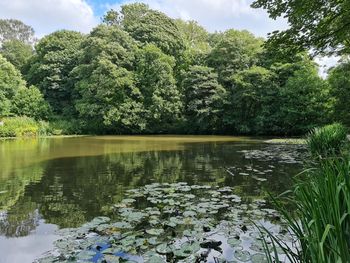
[0,3,349,135]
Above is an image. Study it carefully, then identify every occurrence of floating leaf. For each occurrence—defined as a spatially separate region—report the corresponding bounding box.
[234,250,251,262]
[146,228,164,236]
[227,237,242,247]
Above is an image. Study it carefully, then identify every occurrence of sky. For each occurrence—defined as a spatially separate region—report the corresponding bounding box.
[0,0,338,74]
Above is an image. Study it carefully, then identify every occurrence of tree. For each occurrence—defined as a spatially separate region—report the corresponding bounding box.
[0,39,33,71]
[73,25,145,133]
[182,66,226,133]
[328,60,350,126]
[276,61,330,134]
[0,54,26,116]
[12,86,51,120]
[120,3,185,57]
[0,19,36,45]
[207,29,264,87]
[226,66,278,134]
[175,20,211,59]
[0,54,49,119]
[102,9,121,26]
[135,44,182,132]
[251,0,350,55]
[75,58,145,133]
[25,30,84,115]
[175,20,211,74]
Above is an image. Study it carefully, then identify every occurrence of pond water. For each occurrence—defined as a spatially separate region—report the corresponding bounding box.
[0,136,304,263]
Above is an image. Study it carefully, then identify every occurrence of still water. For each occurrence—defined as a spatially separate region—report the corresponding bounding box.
[0,136,303,262]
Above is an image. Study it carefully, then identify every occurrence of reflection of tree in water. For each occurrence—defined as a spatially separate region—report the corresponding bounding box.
[1,142,303,236]
[0,202,40,237]
[0,164,45,237]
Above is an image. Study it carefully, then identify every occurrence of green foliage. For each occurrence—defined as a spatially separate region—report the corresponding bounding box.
[73,25,144,133]
[0,19,35,45]
[182,66,226,133]
[251,0,350,55]
[0,39,33,71]
[276,61,330,134]
[0,117,39,137]
[262,156,350,263]
[12,86,51,120]
[307,123,348,158]
[48,118,82,135]
[120,3,185,57]
[225,66,277,134]
[328,60,350,127]
[135,44,182,132]
[25,30,84,114]
[0,54,26,116]
[207,29,264,86]
[75,58,145,133]
[102,9,121,26]
[0,13,341,137]
[175,19,211,65]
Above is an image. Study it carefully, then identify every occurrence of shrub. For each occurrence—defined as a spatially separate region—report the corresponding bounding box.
[0,116,39,137]
[49,119,82,135]
[37,121,51,136]
[307,123,348,158]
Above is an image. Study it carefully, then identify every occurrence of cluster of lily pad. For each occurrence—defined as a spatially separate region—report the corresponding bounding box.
[239,144,307,164]
[37,183,294,263]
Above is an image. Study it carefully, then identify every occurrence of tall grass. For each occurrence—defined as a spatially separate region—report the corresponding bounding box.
[0,117,39,137]
[261,123,350,263]
[307,123,348,158]
[0,117,82,137]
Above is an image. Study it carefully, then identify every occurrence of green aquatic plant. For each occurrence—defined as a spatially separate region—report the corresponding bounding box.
[261,157,350,263]
[306,123,348,158]
[36,182,291,263]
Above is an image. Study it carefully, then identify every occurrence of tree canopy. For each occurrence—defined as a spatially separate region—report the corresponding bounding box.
[0,39,33,71]
[0,54,49,119]
[0,19,36,45]
[1,3,346,136]
[25,30,84,115]
[251,0,350,55]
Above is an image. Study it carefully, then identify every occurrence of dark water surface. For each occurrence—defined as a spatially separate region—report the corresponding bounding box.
[0,136,303,262]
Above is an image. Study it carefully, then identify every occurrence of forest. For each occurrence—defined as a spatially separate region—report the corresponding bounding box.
[0,2,349,137]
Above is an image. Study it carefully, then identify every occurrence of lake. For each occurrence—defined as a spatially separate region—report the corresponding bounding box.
[0,136,304,263]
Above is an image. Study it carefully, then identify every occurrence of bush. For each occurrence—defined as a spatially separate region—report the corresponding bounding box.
[49,119,82,135]
[37,121,51,136]
[0,117,39,137]
[307,123,348,158]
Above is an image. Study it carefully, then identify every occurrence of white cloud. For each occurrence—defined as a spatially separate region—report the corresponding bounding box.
[107,0,288,37]
[315,55,339,78]
[0,0,98,37]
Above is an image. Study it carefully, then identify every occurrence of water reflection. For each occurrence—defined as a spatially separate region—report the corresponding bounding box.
[0,137,301,241]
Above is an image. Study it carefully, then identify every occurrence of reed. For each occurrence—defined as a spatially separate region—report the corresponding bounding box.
[262,124,350,262]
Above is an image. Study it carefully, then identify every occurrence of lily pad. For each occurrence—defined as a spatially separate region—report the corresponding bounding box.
[146,228,164,236]
[234,250,251,262]
[227,237,242,247]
